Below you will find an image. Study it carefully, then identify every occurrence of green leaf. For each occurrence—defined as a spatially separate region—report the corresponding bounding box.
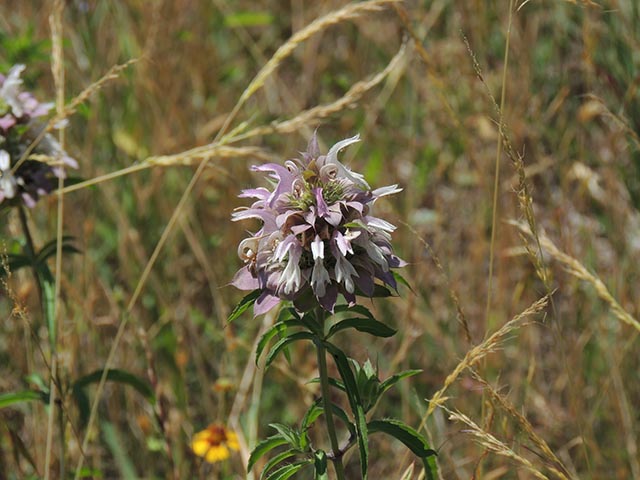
[36,236,81,263]
[74,388,91,428]
[392,271,415,294]
[31,259,57,348]
[256,319,303,365]
[24,373,48,392]
[72,368,155,426]
[264,460,311,480]
[228,289,261,323]
[379,370,422,396]
[0,390,46,409]
[368,419,437,478]
[307,376,345,392]
[369,284,393,298]
[268,423,301,449]
[298,311,323,336]
[101,421,138,479]
[0,254,30,276]
[324,342,368,479]
[333,304,375,320]
[260,449,299,480]
[301,401,324,431]
[72,369,154,401]
[7,427,38,472]
[265,332,315,368]
[314,450,328,480]
[301,398,356,437]
[327,317,396,339]
[248,435,288,472]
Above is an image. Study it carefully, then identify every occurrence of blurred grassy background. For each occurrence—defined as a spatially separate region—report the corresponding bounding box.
[1,0,639,478]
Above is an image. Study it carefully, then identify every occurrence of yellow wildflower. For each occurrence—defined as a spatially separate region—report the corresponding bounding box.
[191,424,240,463]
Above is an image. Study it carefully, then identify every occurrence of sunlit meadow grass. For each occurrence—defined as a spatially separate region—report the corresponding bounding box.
[1,1,639,479]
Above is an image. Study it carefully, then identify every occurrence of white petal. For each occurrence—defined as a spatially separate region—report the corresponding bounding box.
[372,184,402,198]
[0,176,16,198]
[325,134,370,189]
[326,134,361,162]
[366,216,397,232]
[311,235,324,260]
[0,150,10,170]
[311,259,330,297]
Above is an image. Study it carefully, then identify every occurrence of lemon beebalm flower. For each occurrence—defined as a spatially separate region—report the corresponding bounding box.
[232,132,405,315]
[191,424,240,464]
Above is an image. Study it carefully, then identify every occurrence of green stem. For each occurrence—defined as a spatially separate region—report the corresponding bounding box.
[315,308,346,480]
[18,207,43,307]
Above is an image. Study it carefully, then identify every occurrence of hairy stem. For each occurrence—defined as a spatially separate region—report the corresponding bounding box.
[315,310,346,480]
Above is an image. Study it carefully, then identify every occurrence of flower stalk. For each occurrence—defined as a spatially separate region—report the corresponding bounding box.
[315,307,347,480]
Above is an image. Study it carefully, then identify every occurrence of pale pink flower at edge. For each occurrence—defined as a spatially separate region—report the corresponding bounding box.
[231,133,406,315]
[0,65,77,209]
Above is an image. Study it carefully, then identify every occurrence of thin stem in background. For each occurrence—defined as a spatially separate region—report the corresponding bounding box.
[44,1,65,478]
[484,0,513,330]
[479,1,514,477]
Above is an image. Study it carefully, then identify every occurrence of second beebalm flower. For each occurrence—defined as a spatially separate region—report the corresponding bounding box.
[232,133,405,315]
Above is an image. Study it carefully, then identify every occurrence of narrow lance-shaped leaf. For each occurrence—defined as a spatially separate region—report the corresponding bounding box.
[36,235,81,263]
[368,418,437,479]
[327,317,396,339]
[314,450,329,480]
[268,423,302,449]
[0,254,30,276]
[248,435,288,472]
[72,368,155,425]
[379,369,422,396]
[392,271,415,294]
[301,398,356,437]
[265,332,315,368]
[324,342,369,479]
[264,460,311,480]
[72,368,154,401]
[333,304,376,320]
[0,390,47,409]
[228,289,261,323]
[40,271,56,348]
[256,319,303,365]
[260,449,300,480]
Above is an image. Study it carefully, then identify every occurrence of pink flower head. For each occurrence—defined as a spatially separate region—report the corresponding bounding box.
[0,65,77,209]
[232,133,405,315]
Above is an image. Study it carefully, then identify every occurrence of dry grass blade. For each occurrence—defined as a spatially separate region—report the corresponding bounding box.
[462,33,550,291]
[423,294,550,421]
[144,145,276,167]
[513,221,640,333]
[58,146,275,195]
[237,0,402,106]
[445,407,550,480]
[57,59,138,121]
[469,370,573,480]
[581,93,640,150]
[234,40,409,139]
